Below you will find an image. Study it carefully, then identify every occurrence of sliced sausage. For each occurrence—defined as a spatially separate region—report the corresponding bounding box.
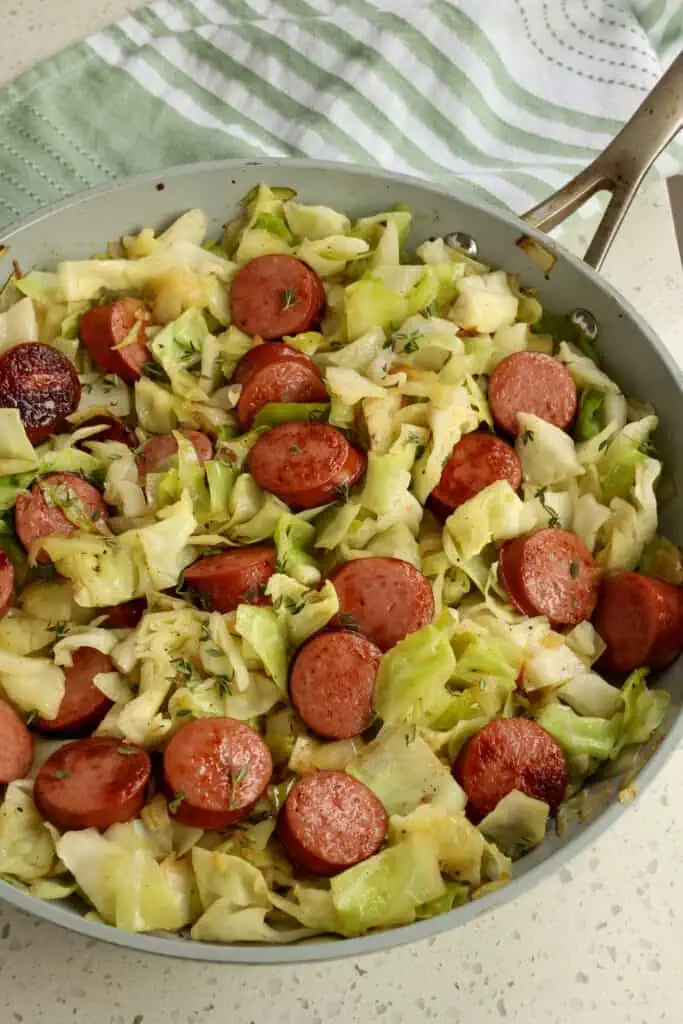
[15,473,108,560]
[34,648,114,737]
[183,547,276,613]
[454,717,568,818]
[499,528,600,627]
[247,422,365,510]
[163,717,272,829]
[595,571,683,674]
[100,598,147,629]
[236,361,327,430]
[278,771,387,876]
[290,630,381,740]
[488,351,578,435]
[79,298,151,383]
[330,557,434,652]
[0,550,14,617]
[431,432,522,515]
[78,414,138,449]
[34,736,151,831]
[0,342,81,443]
[232,341,313,386]
[136,429,213,479]
[0,699,33,784]
[230,255,325,339]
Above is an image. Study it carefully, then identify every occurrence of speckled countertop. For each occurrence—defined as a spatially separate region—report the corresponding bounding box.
[2,4,683,1023]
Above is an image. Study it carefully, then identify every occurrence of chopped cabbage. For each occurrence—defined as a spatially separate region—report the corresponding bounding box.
[445,481,529,561]
[0,409,38,475]
[0,296,39,352]
[516,413,583,488]
[372,625,456,727]
[478,790,549,860]
[347,726,466,816]
[330,835,445,935]
[388,805,486,885]
[235,605,288,693]
[266,575,339,649]
[0,784,56,881]
[449,271,518,334]
[0,650,65,719]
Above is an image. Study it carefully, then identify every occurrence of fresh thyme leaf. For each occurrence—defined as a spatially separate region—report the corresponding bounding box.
[337,611,359,631]
[117,746,138,756]
[569,560,579,579]
[229,761,250,809]
[216,675,233,697]
[168,791,187,814]
[280,287,299,311]
[520,429,534,446]
[334,481,350,504]
[51,770,71,780]
[172,657,193,681]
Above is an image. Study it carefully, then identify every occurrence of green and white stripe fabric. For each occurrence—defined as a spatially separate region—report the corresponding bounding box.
[0,0,681,232]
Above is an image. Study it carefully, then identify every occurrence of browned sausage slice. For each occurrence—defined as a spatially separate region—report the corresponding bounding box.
[163,717,272,829]
[183,547,276,613]
[101,598,147,629]
[15,473,108,559]
[594,571,683,674]
[499,528,600,627]
[236,361,327,430]
[136,429,213,479]
[0,699,33,784]
[0,550,14,617]
[34,737,151,831]
[34,648,114,737]
[232,341,314,386]
[247,422,365,510]
[330,557,434,652]
[431,432,522,515]
[0,342,81,443]
[454,717,568,817]
[230,255,325,339]
[278,771,387,876]
[79,299,151,383]
[290,630,381,740]
[488,351,578,435]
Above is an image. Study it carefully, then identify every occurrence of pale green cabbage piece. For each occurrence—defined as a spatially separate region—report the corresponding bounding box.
[0,650,65,719]
[330,835,445,935]
[43,491,196,607]
[0,409,38,475]
[274,512,321,587]
[284,200,351,239]
[56,829,196,933]
[449,271,518,334]
[347,726,466,816]
[515,413,583,488]
[372,625,456,727]
[0,297,39,352]
[445,480,530,561]
[388,805,486,885]
[478,790,549,860]
[0,784,56,881]
[235,605,288,693]
[266,575,339,649]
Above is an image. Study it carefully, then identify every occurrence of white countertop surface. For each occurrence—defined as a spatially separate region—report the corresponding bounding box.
[2,4,683,1023]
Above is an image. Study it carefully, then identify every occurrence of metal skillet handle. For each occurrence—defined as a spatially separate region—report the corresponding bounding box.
[522,53,683,270]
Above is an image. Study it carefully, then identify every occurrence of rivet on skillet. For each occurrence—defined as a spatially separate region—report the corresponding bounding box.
[445,232,478,258]
[570,309,598,341]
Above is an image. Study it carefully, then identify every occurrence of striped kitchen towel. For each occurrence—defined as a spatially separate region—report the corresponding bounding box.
[0,0,681,232]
